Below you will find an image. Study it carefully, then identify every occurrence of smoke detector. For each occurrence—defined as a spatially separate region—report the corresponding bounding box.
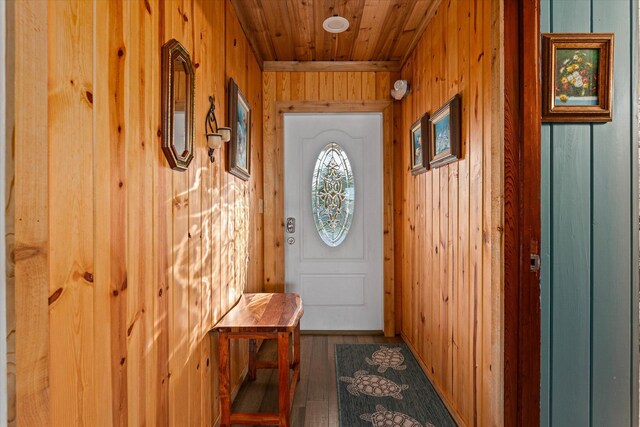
[323,16,350,34]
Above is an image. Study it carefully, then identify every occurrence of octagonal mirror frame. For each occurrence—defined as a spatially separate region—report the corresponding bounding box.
[161,39,195,171]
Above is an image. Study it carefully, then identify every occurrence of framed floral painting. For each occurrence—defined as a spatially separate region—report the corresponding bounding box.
[409,114,429,175]
[542,33,614,122]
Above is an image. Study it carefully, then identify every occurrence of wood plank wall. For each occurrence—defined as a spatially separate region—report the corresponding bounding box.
[0,2,8,425]
[4,2,15,424]
[540,0,639,425]
[261,70,403,332]
[10,1,263,426]
[398,0,502,426]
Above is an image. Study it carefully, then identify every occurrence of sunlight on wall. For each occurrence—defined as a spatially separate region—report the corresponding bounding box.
[170,163,250,328]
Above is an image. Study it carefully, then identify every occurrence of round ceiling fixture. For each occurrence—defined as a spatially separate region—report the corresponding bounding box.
[323,16,349,33]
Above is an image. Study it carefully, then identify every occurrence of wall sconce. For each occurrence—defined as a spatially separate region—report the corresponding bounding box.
[205,95,231,163]
[390,79,410,100]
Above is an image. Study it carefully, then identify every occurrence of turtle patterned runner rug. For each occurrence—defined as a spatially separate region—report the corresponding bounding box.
[335,344,457,427]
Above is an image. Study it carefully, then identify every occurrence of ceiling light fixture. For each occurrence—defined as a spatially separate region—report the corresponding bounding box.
[323,16,349,34]
[390,80,410,100]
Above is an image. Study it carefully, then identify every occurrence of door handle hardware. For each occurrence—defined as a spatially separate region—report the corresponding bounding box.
[287,237,295,245]
[286,217,296,234]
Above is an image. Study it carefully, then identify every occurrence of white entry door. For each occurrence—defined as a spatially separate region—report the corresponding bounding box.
[284,113,383,331]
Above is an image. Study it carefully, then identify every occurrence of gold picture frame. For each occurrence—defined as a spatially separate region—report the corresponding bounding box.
[410,114,429,175]
[542,33,614,122]
[228,78,252,181]
[429,94,461,169]
[161,39,195,171]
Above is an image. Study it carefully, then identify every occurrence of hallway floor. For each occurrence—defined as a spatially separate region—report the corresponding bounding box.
[231,334,403,427]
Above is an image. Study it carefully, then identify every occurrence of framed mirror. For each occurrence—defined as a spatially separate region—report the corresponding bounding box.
[161,39,195,171]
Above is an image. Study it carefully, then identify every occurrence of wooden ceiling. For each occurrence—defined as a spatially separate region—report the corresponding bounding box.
[230,0,440,70]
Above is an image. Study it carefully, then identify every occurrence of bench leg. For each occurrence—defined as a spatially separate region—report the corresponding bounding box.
[294,324,300,383]
[278,332,290,427]
[219,333,231,427]
[248,338,257,381]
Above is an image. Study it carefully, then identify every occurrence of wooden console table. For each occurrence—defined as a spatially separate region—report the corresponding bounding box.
[213,293,304,427]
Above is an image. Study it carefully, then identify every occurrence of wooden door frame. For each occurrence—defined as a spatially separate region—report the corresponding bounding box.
[269,100,396,337]
[503,0,541,425]
[0,1,8,423]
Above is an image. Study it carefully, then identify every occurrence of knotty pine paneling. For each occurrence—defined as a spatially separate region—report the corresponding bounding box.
[10,1,263,426]
[231,0,440,64]
[398,0,502,426]
[4,1,15,423]
[12,1,49,426]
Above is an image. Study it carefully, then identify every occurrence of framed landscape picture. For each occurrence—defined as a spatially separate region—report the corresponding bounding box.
[228,78,251,180]
[429,94,461,169]
[409,114,429,175]
[542,33,614,122]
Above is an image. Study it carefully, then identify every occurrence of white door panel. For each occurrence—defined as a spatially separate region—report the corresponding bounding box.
[284,113,382,331]
[300,275,365,306]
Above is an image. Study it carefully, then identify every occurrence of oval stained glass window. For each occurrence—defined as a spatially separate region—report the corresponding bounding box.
[311,143,355,247]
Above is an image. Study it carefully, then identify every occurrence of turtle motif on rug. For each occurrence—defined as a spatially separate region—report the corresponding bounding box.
[339,370,409,399]
[365,346,407,373]
[360,405,435,427]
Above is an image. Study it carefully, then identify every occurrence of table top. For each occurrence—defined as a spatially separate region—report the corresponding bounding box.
[212,293,304,333]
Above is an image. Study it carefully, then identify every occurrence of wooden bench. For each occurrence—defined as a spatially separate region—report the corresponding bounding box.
[213,293,304,427]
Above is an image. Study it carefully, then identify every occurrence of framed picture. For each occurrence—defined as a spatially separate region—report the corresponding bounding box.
[410,114,429,175]
[228,78,251,180]
[429,94,461,169]
[542,33,614,122]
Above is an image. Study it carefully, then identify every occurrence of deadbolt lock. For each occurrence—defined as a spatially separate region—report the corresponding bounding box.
[286,217,296,234]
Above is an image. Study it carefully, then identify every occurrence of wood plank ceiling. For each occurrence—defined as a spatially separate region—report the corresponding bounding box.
[230,0,440,70]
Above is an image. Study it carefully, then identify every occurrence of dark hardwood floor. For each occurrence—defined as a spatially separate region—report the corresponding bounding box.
[231,334,403,427]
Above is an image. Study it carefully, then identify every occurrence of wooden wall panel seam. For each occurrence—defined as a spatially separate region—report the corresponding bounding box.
[0,0,8,422]
[488,0,504,425]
